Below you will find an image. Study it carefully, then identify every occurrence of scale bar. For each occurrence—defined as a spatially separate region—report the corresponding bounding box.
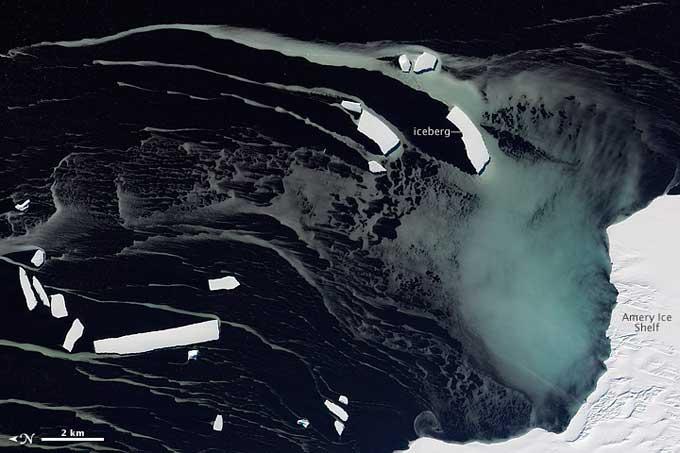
[41,437,105,442]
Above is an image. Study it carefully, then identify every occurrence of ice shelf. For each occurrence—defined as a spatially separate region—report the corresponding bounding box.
[341,100,362,113]
[446,106,490,174]
[18,267,38,311]
[357,110,400,155]
[62,319,84,352]
[208,276,240,291]
[93,319,220,354]
[32,276,50,306]
[50,294,68,318]
[413,52,437,73]
[398,54,412,72]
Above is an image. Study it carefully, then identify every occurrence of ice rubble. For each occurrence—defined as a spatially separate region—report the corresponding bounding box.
[50,294,68,318]
[208,276,240,291]
[398,54,412,72]
[400,195,680,453]
[18,267,38,311]
[446,106,490,174]
[368,160,387,174]
[32,276,50,306]
[212,414,223,431]
[62,319,84,352]
[30,249,45,267]
[341,100,362,113]
[357,110,400,155]
[413,52,437,73]
[93,319,220,354]
[14,199,30,212]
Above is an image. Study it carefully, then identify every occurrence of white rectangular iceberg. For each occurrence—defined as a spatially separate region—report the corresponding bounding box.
[208,276,240,291]
[63,319,84,352]
[324,399,349,422]
[341,100,362,113]
[93,319,220,354]
[18,267,37,311]
[446,106,490,174]
[357,111,400,155]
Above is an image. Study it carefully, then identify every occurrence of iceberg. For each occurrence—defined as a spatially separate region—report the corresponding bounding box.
[32,276,50,306]
[50,294,68,318]
[398,54,412,72]
[296,418,310,428]
[30,249,45,267]
[14,199,30,212]
[212,414,223,431]
[62,319,84,352]
[93,319,220,354]
[18,268,38,311]
[324,399,349,422]
[446,106,490,174]
[187,349,199,360]
[341,100,362,113]
[338,395,349,405]
[357,110,400,155]
[334,420,345,436]
[412,52,437,73]
[368,160,387,174]
[208,276,240,291]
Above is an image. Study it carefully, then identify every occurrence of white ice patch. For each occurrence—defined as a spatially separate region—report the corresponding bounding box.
[341,100,362,113]
[334,420,345,436]
[446,106,490,174]
[296,418,310,428]
[50,294,68,318]
[30,249,45,267]
[398,54,412,72]
[357,110,400,155]
[62,319,84,352]
[18,267,37,311]
[31,276,50,306]
[412,52,437,73]
[338,395,349,405]
[93,319,220,354]
[368,160,387,174]
[187,349,199,360]
[208,276,240,291]
[212,414,223,431]
[14,199,30,212]
[324,399,349,422]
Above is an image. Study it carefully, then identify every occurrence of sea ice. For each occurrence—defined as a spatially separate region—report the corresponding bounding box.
[324,399,349,422]
[368,160,387,174]
[208,276,240,291]
[14,199,30,212]
[296,418,310,428]
[412,52,437,73]
[50,294,68,318]
[93,319,220,354]
[338,395,349,405]
[212,414,223,431]
[30,249,45,267]
[398,54,411,72]
[446,106,490,174]
[187,349,199,360]
[334,420,345,436]
[31,276,50,306]
[341,100,362,113]
[18,267,37,311]
[62,319,84,352]
[357,110,400,155]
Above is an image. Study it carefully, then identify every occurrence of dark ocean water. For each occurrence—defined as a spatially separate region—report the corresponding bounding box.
[1,2,679,453]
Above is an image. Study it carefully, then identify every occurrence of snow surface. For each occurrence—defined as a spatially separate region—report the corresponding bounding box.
[357,110,400,155]
[446,106,490,174]
[208,276,240,291]
[368,160,387,173]
[18,267,37,311]
[93,319,220,354]
[30,249,45,267]
[62,319,84,352]
[412,52,437,73]
[398,54,412,72]
[341,100,362,113]
[400,195,680,453]
[50,294,68,318]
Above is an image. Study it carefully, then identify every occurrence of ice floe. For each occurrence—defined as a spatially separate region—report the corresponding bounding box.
[187,349,199,360]
[30,249,45,267]
[413,52,437,73]
[212,414,223,431]
[18,267,38,311]
[341,100,362,113]
[208,276,240,291]
[62,319,84,352]
[93,319,220,354]
[334,420,345,436]
[368,160,387,174]
[357,110,400,155]
[32,276,50,306]
[338,395,349,405]
[446,106,490,174]
[14,199,30,212]
[296,418,310,428]
[50,294,68,318]
[398,54,411,72]
[324,399,349,422]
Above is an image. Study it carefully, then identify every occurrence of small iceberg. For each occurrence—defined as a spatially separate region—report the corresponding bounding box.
[398,54,411,72]
[212,414,223,431]
[413,52,438,73]
[30,249,45,267]
[341,100,362,113]
[14,199,30,212]
[338,395,349,405]
[357,110,400,155]
[296,418,310,429]
[18,267,38,311]
[32,276,50,306]
[334,420,345,436]
[50,294,68,318]
[208,276,240,291]
[368,160,387,174]
[93,319,220,354]
[324,399,349,422]
[62,319,84,352]
[188,349,199,360]
[446,106,491,174]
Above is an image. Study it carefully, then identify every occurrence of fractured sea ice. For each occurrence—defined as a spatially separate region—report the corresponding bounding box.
[18,267,38,311]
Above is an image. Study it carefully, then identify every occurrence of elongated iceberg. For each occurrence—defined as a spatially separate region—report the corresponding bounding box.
[18,267,37,311]
[357,110,400,155]
[208,276,240,291]
[446,106,490,174]
[32,276,50,306]
[324,399,349,422]
[62,319,84,352]
[341,100,362,113]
